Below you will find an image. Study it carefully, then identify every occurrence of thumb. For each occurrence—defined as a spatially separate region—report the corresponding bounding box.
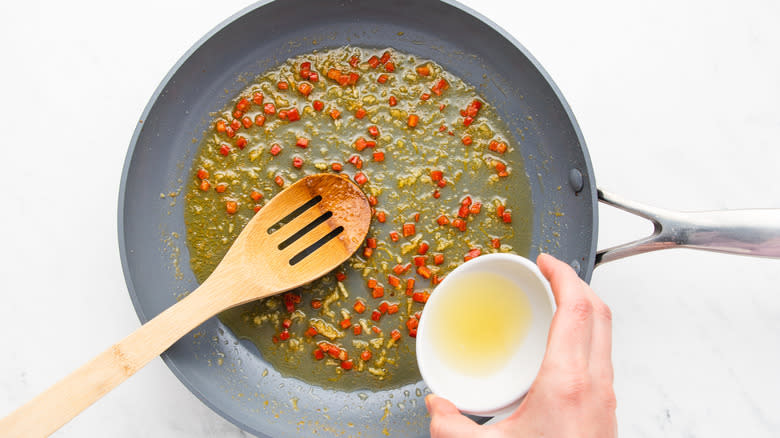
[426,394,481,438]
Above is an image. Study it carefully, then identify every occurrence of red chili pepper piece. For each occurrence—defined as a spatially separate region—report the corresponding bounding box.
[372,286,384,299]
[355,107,367,119]
[296,137,309,148]
[388,274,401,288]
[354,172,368,185]
[377,74,388,84]
[331,162,343,172]
[219,144,231,156]
[353,300,366,314]
[389,231,400,242]
[305,327,318,337]
[264,103,276,114]
[390,329,402,341]
[255,114,266,126]
[470,202,482,214]
[313,100,324,111]
[462,135,473,146]
[215,183,227,193]
[269,143,282,156]
[371,310,382,321]
[384,62,395,72]
[376,210,386,223]
[353,324,362,336]
[277,81,289,90]
[492,238,501,249]
[430,170,443,182]
[225,201,238,214]
[367,125,380,138]
[330,109,341,119]
[360,350,372,361]
[416,65,430,76]
[235,136,247,149]
[452,218,467,232]
[287,108,301,122]
[215,120,227,132]
[197,169,209,180]
[413,256,426,267]
[408,114,419,128]
[502,210,512,223]
[252,92,264,105]
[389,96,398,106]
[412,291,430,303]
[436,215,450,226]
[417,242,429,255]
[431,78,449,96]
[274,175,284,186]
[250,191,263,201]
[464,248,482,262]
[402,223,415,237]
[367,55,380,68]
[292,156,304,169]
[433,253,444,265]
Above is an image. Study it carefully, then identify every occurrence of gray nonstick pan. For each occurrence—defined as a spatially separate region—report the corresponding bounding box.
[118,0,780,436]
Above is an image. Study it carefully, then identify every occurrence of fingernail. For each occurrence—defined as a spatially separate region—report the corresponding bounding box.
[425,394,436,410]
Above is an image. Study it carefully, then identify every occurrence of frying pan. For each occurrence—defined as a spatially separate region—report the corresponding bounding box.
[118,0,780,436]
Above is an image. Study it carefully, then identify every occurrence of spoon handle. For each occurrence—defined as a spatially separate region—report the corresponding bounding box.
[0,281,230,437]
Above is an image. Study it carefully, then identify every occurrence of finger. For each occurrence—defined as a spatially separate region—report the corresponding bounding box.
[536,253,593,369]
[426,394,481,438]
[583,286,613,383]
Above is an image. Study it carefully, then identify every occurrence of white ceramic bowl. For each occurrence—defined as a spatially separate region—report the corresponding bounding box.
[416,253,556,416]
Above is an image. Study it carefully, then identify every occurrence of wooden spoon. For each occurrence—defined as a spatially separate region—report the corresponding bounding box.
[0,173,371,437]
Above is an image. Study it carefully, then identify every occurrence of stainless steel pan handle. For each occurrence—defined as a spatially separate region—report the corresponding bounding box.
[595,189,780,266]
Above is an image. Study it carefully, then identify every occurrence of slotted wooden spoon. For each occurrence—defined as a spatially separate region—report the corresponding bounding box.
[0,173,371,437]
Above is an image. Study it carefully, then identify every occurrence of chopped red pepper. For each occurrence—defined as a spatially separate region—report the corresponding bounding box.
[199,180,210,191]
[389,95,397,106]
[416,65,430,76]
[254,114,266,126]
[331,162,343,172]
[384,61,395,72]
[390,329,402,341]
[378,301,389,314]
[340,318,351,329]
[236,136,247,149]
[452,218,467,231]
[197,169,209,180]
[430,170,443,182]
[282,318,292,329]
[417,242,429,255]
[470,202,482,214]
[462,135,473,146]
[367,125,380,137]
[413,255,426,267]
[353,300,366,314]
[408,114,419,128]
[433,253,444,265]
[367,55,380,68]
[292,156,304,169]
[412,291,430,303]
[305,327,318,337]
[250,191,263,201]
[219,144,231,156]
[354,172,368,185]
[252,92,264,105]
[311,299,322,309]
[371,310,381,321]
[502,210,512,223]
[263,103,276,114]
[355,107,367,119]
[367,278,378,289]
[296,137,309,148]
[433,190,441,199]
[402,223,415,237]
[349,55,360,68]
[380,51,391,64]
[269,143,282,156]
[277,81,289,90]
[353,324,362,336]
[492,238,501,249]
[372,151,385,162]
[215,119,227,133]
[431,78,449,96]
[225,201,238,214]
[360,350,372,361]
[417,265,432,279]
[464,248,482,262]
[387,303,399,314]
[363,247,374,258]
[376,210,386,223]
[242,116,253,129]
[372,286,384,299]
[330,109,341,119]
[420,93,431,101]
[274,175,284,186]
[393,263,411,275]
[314,349,325,360]
[335,271,347,281]
[313,100,324,111]
[341,359,353,370]
[215,183,227,193]
[458,204,470,218]
[388,274,401,288]
[287,108,301,122]
[436,215,450,226]
[389,231,400,242]
[298,82,313,96]
[377,74,388,84]
[366,237,377,249]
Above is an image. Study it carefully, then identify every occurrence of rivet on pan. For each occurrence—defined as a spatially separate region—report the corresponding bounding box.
[570,260,581,274]
[568,168,584,193]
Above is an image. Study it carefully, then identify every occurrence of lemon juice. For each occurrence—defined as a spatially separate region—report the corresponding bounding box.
[430,270,532,376]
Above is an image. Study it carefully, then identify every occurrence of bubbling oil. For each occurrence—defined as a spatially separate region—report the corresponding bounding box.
[430,271,532,377]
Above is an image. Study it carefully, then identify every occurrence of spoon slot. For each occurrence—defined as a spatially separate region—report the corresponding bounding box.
[267,195,323,234]
[277,211,334,250]
[289,226,345,265]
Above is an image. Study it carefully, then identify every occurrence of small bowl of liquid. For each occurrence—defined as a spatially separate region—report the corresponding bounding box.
[416,253,556,417]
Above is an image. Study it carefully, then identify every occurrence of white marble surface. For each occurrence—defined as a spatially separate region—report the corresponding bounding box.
[1,0,779,436]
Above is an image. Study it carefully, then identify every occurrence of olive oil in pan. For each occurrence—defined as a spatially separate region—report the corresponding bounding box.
[429,271,532,377]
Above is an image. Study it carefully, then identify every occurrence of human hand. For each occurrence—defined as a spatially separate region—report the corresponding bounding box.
[426,253,617,438]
